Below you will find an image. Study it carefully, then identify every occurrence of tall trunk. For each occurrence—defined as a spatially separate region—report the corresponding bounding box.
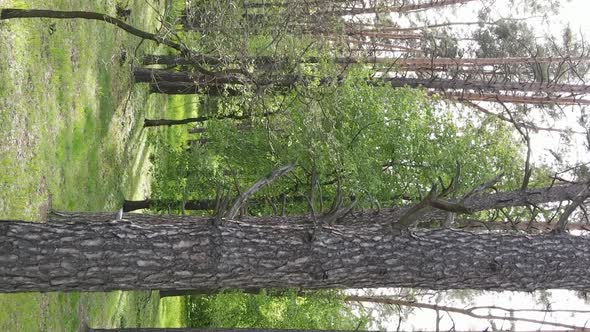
[143,117,213,127]
[439,91,590,105]
[148,82,241,96]
[143,110,276,127]
[3,213,590,293]
[141,54,222,66]
[144,74,333,96]
[122,199,216,212]
[134,68,247,85]
[0,184,590,292]
[395,56,590,67]
[138,67,590,105]
[390,77,590,95]
[323,0,476,16]
[138,68,590,95]
[142,54,588,68]
[3,183,590,293]
[136,68,306,87]
[329,37,425,53]
[344,17,543,32]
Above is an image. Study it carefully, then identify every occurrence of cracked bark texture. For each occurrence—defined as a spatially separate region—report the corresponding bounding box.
[2,212,590,293]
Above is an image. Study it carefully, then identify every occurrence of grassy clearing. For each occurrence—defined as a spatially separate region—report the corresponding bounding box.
[0,0,176,330]
[159,297,186,328]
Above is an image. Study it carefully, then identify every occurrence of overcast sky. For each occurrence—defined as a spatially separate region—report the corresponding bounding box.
[379,1,590,329]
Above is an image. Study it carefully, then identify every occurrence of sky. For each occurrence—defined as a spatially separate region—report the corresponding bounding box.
[375,0,590,330]
[558,0,590,33]
[453,0,590,170]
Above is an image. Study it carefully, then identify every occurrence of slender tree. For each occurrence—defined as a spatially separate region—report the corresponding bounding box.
[320,0,477,16]
[388,77,590,94]
[438,91,590,105]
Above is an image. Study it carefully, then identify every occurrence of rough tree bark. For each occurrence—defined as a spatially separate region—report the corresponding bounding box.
[1,183,589,293]
[4,216,590,293]
[143,110,276,127]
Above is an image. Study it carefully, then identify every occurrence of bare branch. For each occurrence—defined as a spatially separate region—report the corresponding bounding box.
[226,163,296,220]
[345,295,589,330]
[554,183,590,233]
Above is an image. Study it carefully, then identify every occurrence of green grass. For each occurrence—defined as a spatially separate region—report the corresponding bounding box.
[0,0,179,330]
[159,297,186,328]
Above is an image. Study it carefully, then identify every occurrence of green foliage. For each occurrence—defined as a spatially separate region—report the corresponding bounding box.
[185,290,367,329]
[473,20,538,58]
[150,70,523,215]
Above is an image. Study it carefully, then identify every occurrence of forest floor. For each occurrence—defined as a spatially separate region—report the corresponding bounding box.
[0,0,183,330]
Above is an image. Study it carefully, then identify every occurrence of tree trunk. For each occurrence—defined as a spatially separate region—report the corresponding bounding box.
[439,91,590,105]
[142,54,589,69]
[139,68,590,99]
[143,117,212,127]
[2,182,590,293]
[389,77,590,95]
[4,216,590,293]
[142,54,222,66]
[3,215,590,293]
[137,69,309,89]
[322,0,476,16]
